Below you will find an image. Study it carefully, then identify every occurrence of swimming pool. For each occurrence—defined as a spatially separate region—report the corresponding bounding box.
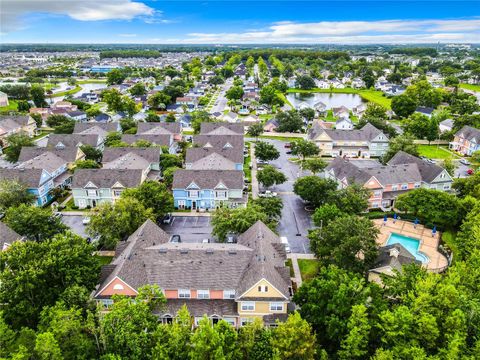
[386,233,429,263]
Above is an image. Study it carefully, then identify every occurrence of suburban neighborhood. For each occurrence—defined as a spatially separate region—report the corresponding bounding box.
[1,1,480,358]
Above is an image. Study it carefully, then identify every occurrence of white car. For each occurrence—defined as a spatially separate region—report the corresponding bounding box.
[460,158,471,166]
[82,217,91,225]
[259,190,277,198]
[280,236,291,253]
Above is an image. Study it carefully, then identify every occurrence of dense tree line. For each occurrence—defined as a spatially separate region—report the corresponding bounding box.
[100,50,163,59]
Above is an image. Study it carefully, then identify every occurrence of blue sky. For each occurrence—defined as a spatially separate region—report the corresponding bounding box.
[1,1,479,44]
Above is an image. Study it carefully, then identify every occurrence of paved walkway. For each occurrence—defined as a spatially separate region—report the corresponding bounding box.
[171,211,211,217]
[250,142,259,199]
[287,253,316,288]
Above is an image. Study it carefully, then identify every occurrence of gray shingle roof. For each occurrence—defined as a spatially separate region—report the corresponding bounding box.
[172,170,244,190]
[309,122,388,142]
[200,123,244,135]
[0,168,48,188]
[189,153,237,170]
[186,146,243,165]
[102,147,160,165]
[157,299,238,317]
[137,122,181,135]
[0,115,32,129]
[0,221,22,250]
[95,220,290,300]
[18,146,82,164]
[121,134,172,147]
[18,152,66,174]
[47,134,100,148]
[72,169,144,188]
[73,122,119,136]
[193,135,244,151]
[370,243,421,274]
[388,151,446,183]
[455,125,480,143]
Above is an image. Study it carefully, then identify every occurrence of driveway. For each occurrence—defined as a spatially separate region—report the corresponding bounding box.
[259,139,313,254]
[160,216,213,243]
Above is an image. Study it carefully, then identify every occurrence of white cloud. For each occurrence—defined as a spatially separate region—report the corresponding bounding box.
[1,0,155,33]
[176,18,480,44]
[118,33,137,38]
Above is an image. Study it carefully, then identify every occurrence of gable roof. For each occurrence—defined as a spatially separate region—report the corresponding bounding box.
[387,151,449,183]
[0,115,33,129]
[455,125,480,143]
[172,170,244,189]
[189,153,237,170]
[47,134,100,149]
[73,122,119,136]
[0,221,22,251]
[309,122,388,142]
[102,147,160,165]
[186,146,243,165]
[95,220,290,299]
[18,151,66,174]
[193,134,244,151]
[370,243,421,275]
[18,146,82,164]
[0,168,50,188]
[200,123,244,135]
[137,122,181,135]
[72,169,144,188]
[121,134,172,147]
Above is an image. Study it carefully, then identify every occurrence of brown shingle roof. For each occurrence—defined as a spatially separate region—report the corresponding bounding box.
[72,169,144,188]
[102,147,160,165]
[137,122,181,135]
[121,134,172,147]
[47,134,100,148]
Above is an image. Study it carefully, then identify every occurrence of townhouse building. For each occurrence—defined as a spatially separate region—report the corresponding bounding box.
[93,220,292,327]
[121,134,178,154]
[185,147,243,170]
[71,169,145,208]
[102,147,161,180]
[137,122,182,142]
[73,122,121,137]
[173,169,245,210]
[17,151,71,188]
[0,115,37,144]
[0,168,54,206]
[325,151,453,209]
[18,146,85,170]
[200,123,244,135]
[308,122,389,158]
[449,125,480,156]
[47,133,105,151]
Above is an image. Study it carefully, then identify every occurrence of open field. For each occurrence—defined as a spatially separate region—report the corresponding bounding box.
[460,83,480,92]
[417,145,457,159]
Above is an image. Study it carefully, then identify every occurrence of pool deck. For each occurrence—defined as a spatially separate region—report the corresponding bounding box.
[373,219,448,271]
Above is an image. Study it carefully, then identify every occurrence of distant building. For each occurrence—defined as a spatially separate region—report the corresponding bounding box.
[0,91,9,107]
[449,125,480,156]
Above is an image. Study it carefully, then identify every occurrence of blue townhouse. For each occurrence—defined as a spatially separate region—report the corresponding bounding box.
[172,169,246,211]
[0,168,54,206]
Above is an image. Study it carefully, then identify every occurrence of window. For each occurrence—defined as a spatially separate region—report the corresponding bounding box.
[223,290,235,299]
[401,183,408,190]
[113,284,124,290]
[87,189,97,197]
[197,290,210,299]
[241,318,253,326]
[373,190,382,197]
[414,183,421,188]
[372,202,379,208]
[443,184,451,190]
[178,289,191,298]
[188,190,199,198]
[241,302,255,311]
[258,285,268,293]
[100,299,113,308]
[113,190,122,197]
[223,317,236,326]
[269,302,284,311]
[215,191,227,199]
[392,185,398,191]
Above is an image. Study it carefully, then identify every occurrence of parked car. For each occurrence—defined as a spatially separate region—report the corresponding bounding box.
[259,190,277,198]
[286,150,292,154]
[202,238,210,243]
[170,234,181,243]
[284,143,291,148]
[162,213,173,224]
[53,212,63,219]
[467,168,474,175]
[460,158,471,166]
[82,216,90,225]
[280,236,291,253]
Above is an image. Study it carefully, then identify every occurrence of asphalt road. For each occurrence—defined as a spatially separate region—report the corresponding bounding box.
[262,139,313,254]
[210,79,232,114]
[61,214,89,238]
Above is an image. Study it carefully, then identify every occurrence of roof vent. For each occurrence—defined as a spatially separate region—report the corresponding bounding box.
[180,249,188,254]
[228,250,237,255]
[206,249,214,254]
[389,248,400,258]
[158,249,167,254]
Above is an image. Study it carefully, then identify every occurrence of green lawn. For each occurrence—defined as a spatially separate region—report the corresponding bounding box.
[96,255,114,266]
[417,145,457,159]
[0,100,19,111]
[78,79,107,84]
[244,142,252,182]
[441,230,458,259]
[256,135,303,142]
[277,91,293,108]
[286,87,392,109]
[460,83,480,92]
[49,85,82,97]
[298,259,319,282]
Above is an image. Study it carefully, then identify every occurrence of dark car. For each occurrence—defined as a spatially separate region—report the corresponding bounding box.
[284,143,291,148]
[162,213,173,224]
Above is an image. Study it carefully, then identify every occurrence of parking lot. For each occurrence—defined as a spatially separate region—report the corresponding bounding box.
[160,216,213,243]
[61,214,89,238]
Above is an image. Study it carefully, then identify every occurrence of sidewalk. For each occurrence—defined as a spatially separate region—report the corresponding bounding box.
[250,142,259,199]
